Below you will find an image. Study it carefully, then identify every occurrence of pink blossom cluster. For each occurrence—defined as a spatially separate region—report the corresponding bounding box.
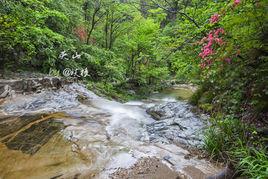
[198,28,225,59]
[210,13,220,24]
[234,0,241,6]
[198,0,241,69]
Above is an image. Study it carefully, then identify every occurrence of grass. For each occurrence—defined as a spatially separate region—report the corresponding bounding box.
[204,117,268,178]
[230,140,268,179]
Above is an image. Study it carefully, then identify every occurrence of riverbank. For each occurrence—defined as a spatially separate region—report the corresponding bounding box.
[191,85,268,178]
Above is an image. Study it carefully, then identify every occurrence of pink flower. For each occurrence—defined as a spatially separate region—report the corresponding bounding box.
[199,46,213,59]
[215,38,224,45]
[208,33,214,40]
[198,28,226,62]
[214,28,225,36]
[210,14,220,24]
[206,41,213,47]
[234,0,241,6]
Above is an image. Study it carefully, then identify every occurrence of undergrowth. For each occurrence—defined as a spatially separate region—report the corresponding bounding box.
[204,117,268,178]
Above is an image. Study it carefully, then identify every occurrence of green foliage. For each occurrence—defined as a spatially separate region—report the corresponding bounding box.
[87,81,138,102]
[196,3,268,177]
[204,117,247,158]
[187,1,268,119]
[204,117,268,178]
[0,0,171,91]
[234,146,268,179]
[78,44,125,83]
[0,0,71,71]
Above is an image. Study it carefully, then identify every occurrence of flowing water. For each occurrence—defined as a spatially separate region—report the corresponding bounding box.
[0,83,221,179]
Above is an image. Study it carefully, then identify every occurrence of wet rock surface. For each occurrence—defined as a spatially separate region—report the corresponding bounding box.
[146,101,208,147]
[110,157,183,179]
[0,76,73,98]
[146,103,175,120]
[0,82,221,179]
[4,120,63,155]
[0,113,67,154]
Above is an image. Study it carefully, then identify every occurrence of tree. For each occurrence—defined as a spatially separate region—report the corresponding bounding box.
[83,0,105,44]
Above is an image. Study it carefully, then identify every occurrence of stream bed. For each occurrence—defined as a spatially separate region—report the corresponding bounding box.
[0,83,221,179]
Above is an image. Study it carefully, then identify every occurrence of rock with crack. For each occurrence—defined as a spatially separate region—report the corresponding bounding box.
[0,85,15,99]
[146,104,175,120]
[0,113,67,154]
[146,101,206,147]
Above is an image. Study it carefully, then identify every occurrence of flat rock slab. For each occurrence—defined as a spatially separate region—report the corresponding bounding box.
[0,113,66,154]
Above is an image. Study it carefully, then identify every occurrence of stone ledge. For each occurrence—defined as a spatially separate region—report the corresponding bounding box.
[0,77,74,98]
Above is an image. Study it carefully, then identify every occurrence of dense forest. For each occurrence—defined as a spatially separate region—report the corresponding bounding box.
[0,0,267,178]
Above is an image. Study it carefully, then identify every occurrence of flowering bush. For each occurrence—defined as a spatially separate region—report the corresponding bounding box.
[197,0,243,69]
[198,28,225,68]
[234,0,241,6]
[210,14,220,24]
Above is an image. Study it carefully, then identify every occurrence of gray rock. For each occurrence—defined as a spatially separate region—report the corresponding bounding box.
[146,104,175,120]
[0,77,72,98]
[146,101,207,147]
[128,90,136,95]
[0,85,11,98]
[0,85,15,98]
[163,155,175,166]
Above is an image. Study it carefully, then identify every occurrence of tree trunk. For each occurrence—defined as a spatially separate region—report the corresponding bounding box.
[104,13,109,48]
[86,9,98,44]
[108,12,114,49]
[140,0,148,18]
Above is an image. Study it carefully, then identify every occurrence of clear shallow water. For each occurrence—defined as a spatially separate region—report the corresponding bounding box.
[0,83,219,178]
[151,86,194,101]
